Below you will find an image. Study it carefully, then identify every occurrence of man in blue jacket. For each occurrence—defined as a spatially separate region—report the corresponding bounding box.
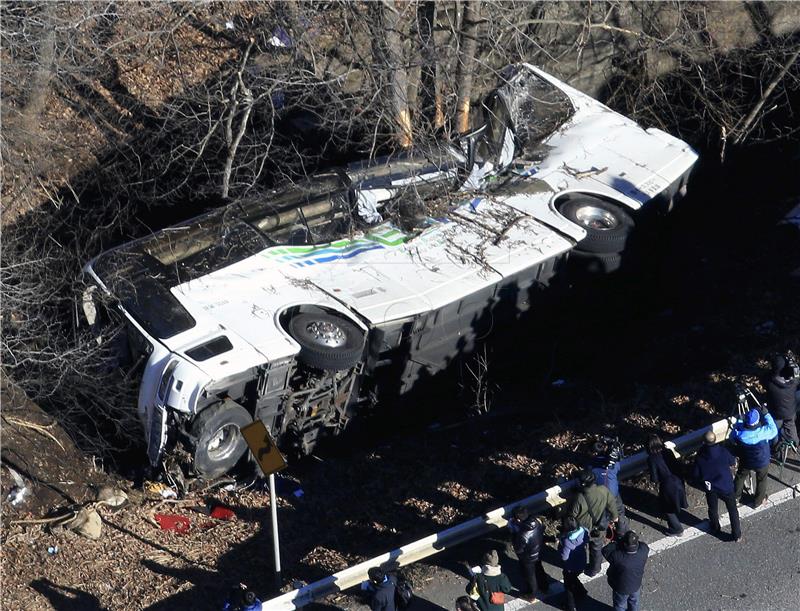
[692,431,741,541]
[730,407,778,508]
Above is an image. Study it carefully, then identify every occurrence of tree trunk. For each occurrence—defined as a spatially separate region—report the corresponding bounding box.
[455,0,481,133]
[416,0,443,129]
[381,0,413,148]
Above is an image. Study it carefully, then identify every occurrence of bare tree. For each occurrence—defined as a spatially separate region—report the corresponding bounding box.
[454,0,482,133]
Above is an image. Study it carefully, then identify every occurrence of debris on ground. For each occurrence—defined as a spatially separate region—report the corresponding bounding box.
[209,506,236,521]
[144,480,178,500]
[153,513,191,534]
[59,507,103,540]
[96,486,129,508]
[5,466,28,506]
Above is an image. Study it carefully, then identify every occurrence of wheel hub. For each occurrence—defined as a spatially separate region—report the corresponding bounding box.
[575,205,618,230]
[306,320,347,348]
[207,424,238,461]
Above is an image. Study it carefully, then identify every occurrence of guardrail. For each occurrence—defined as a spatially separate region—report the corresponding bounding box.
[262,417,735,611]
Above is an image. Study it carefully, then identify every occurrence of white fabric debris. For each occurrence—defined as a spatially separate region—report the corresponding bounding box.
[356,189,392,224]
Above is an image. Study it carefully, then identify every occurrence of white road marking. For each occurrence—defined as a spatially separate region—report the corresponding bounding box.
[505,484,799,610]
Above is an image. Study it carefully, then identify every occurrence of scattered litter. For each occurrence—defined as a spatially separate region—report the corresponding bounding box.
[62,507,102,540]
[552,378,566,387]
[144,481,177,500]
[225,19,235,30]
[47,546,59,555]
[154,514,191,534]
[209,506,236,521]
[268,26,293,48]
[275,476,304,499]
[5,467,28,506]
[7,486,28,506]
[96,486,128,508]
[223,483,237,492]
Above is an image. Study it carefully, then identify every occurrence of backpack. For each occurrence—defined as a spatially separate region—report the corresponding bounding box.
[394,573,414,609]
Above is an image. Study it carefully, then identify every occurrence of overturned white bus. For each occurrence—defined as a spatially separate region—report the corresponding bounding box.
[83,64,697,478]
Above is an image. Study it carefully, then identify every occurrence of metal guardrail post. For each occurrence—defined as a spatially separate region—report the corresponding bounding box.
[261,417,735,611]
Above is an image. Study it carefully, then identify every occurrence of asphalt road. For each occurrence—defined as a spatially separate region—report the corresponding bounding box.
[341,452,800,611]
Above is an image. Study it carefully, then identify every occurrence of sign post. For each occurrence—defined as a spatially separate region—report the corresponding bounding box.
[240,420,288,590]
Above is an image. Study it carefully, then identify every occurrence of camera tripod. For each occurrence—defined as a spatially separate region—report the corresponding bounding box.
[734,385,763,417]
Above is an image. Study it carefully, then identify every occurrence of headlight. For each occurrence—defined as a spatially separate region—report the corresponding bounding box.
[157,361,177,402]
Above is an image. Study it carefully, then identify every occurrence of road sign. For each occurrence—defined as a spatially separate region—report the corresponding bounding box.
[240,420,287,476]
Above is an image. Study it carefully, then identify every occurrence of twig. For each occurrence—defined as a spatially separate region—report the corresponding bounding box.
[3,416,66,451]
[732,48,800,145]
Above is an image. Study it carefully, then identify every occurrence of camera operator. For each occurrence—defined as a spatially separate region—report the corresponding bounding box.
[730,406,778,508]
[765,352,800,448]
[590,438,629,536]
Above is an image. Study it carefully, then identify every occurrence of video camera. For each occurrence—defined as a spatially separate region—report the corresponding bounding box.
[596,435,624,465]
[781,350,800,381]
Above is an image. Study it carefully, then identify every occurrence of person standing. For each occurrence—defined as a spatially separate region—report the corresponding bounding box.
[602,530,649,611]
[508,507,550,602]
[558,516,589,611]
[692,431,742,541]
[765,353,800,447]
[646,435,688,536]
[590,440,629,536]
[730,407,778,507]
[466,550,512,611]
[367,567,397,611]
[569,469,619,577]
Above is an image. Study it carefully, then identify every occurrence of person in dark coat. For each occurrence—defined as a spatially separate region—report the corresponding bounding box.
[466,550,512,611]
[367,567,397,611]
[730,406,778,507]
[765,353,799,447]
[508,506,550,601]
[558,516,588,611]
[646,435,688,536]
[692,431,741,541]
[569,469,619,576]
[602,530,649,611]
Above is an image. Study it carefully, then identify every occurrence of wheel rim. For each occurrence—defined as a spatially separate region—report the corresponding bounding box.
[305,320,347,348]
[206,424,239,461]
[574,205,619,230]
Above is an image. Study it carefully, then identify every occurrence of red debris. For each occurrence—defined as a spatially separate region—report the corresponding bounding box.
[210,506,236,521]
[154,514,191,534]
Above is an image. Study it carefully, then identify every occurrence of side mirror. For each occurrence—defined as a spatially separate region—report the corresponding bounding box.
[457,123,487,169]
